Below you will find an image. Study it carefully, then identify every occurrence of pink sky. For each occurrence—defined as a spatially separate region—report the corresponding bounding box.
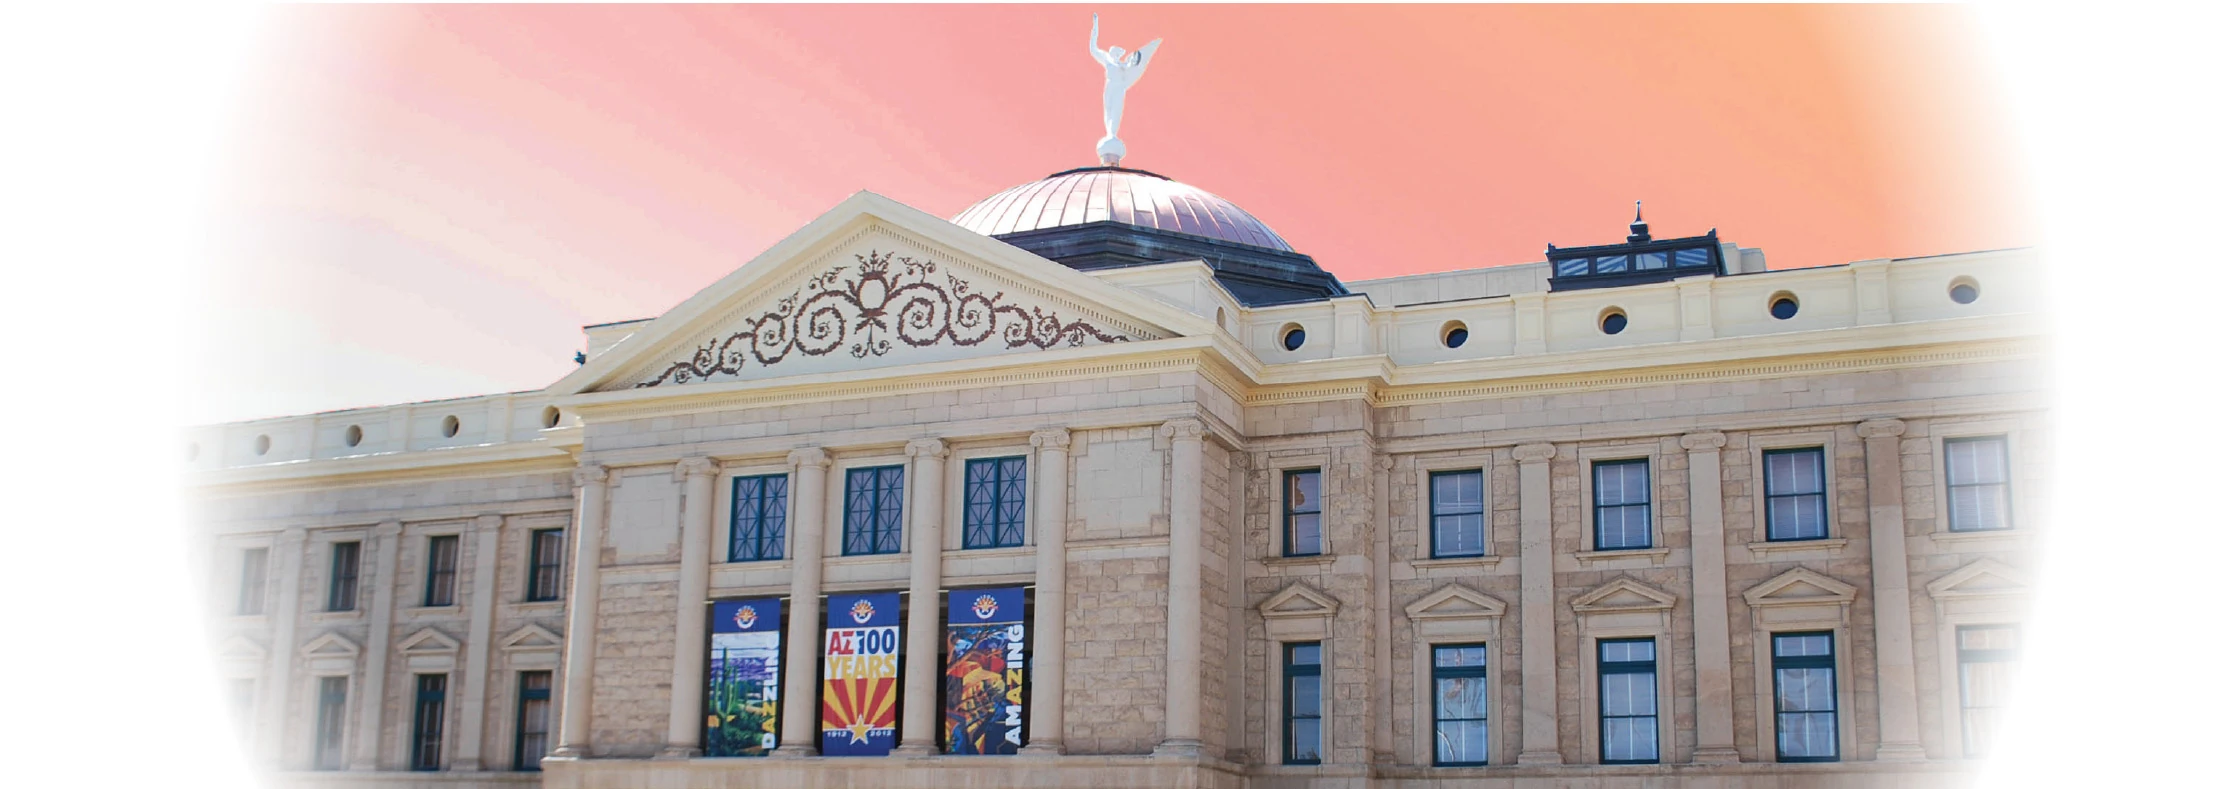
[192,5,2030,425]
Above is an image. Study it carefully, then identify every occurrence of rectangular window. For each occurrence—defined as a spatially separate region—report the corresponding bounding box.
[729,474,789,562]
[526,529,565,602]
[1945,436,2012,531]
[411,673,448,771]
[327,541,361,612]
[1772,632,1839,762]
[1429,470,1486,558]
[236,547,269,615]
[424,535,459,607]
[313,676,348,770]
[1283,469,1322,557]
[514,671,553,771]
[1958,625,2019,757]
[1284,642,1322,765]
[963,457,1029,549]
[1598,638,1659,764]
[842,466,905,556]
[228,678,256,743]
[1763,448,1828,541]
[1593,459,1652,550]
[1431,644,1489,766]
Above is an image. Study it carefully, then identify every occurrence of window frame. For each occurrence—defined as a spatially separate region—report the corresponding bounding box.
[1427,468,1488,559]
[423,534,460,607]
[839,464,906,556]
[1770,631,1841,763]
[410,673,448,771]
[1761,447,1830,542]
[236,546,269,616]
[1430,643,1491,767]
[1282,468,1324,557]
[514,670,554,771]
[312,675,349,770]
[1942,434,2015,533]
[525,528,565,602]
[962,456,1029,550]
[1282,641,1324,766]
[327,540,362,612]
[1956,624,2019,758]
[727,473,791,562]
[1590,457,1655,551]
[1596,637,1660,765]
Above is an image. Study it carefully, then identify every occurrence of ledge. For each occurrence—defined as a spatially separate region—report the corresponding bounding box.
[1927,529,2027,548]
[1261,554,1336,570]
[1744,538,1850,558]
[1573,547,1673,566]
[1411,555,1503,571]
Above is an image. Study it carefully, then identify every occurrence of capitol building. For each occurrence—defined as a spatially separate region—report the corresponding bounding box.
[187,23,2042,789]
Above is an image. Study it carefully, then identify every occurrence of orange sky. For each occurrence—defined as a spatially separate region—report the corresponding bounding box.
[193,5,2031,424]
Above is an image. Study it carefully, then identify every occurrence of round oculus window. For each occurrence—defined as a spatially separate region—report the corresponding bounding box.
[1281,326,1306,351]
[1770,297,1799,320]
[1950,283,1979,304]
[1601,312,1628,335]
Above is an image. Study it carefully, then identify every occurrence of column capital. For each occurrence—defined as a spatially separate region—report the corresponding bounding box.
[1512,443,1556,463]
[1030,428,1072,450]
[674,456,720,481]
[1374,455,1394,472]
[1680,431,1727,451]
[1857,418,1908,439]
[471,513,504,532]
[572,463,609,488]
[1160,418,1206,442]
[372,519,403,538]
[904,437,949,459]
[787,447,830,469]
[279,526,308,544]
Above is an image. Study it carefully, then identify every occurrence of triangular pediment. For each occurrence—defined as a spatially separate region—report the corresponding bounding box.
[1572,577,1678,613]
[217,635,266,661]
[1926,559,2027,599]
[398,627,461,655]
[298,632,360,658]
[1405,584,1508,621]
[1744,567,1859,607]
[554,192,1207,394]
[501,623,564,652]
[1259,581,1340,620]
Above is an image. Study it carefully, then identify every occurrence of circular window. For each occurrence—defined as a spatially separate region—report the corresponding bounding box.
[441,415,461,438]
[253,435,271,456]
[1215,307,1228,329]
[1600,309,1629,335]
[542,406,562,429]
[1441,321,1469,349]
[1949,278,1980,304]
[1769,293,1800,320]
[343,425,363,447]
[1280,324,1306,351]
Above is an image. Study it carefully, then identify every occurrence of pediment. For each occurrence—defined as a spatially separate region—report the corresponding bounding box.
[1259,581,1340,620]
[1744,567,1858,608]
[501,623,564,652]
[1572,577,1678,613]
[1405,584,1508,621]
[398,627,461,655]
[217,635,266,661]
[1926,559,2027,599]
[298,632,360,658]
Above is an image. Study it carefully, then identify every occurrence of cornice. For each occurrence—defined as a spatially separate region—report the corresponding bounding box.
[188,442,577,495]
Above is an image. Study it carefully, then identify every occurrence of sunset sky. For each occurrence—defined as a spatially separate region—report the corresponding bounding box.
[191,4,2032,425]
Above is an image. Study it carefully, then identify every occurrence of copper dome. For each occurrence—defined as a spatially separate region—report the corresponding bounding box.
[953,166,1293,252]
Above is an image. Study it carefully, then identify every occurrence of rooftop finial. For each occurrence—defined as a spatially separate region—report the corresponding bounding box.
[1090,14,1163,167]
[1627,200,1652,243]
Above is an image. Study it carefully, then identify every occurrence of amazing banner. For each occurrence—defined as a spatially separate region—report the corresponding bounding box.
[706,598,782,757]
[943,587,1026,754]
[820,591,901,756]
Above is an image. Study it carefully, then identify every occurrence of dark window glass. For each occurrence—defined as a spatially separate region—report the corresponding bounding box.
[1284,643,1323,765]
[411,674,448,771]
[963,457,1029,549]
[842,466,906,556]
[1593,460,1652,550]
[237,547,269,615]
[1429,470,1486,558]
[1772,632,1839,762]
[1599,638,1659,764]
[515,671,553,771]
[1444,327,1469,348]
[1283,327,1306,351]
[527,529,564,601]
[1764,448,1828,541]
[1771,297,1800,320]
[1283,469,1323,556]
[1945,437,2012,531]
[1637,251,1669,270]
[327,541,361,612]
[1951,283,1980,304]
[1556,258,1591,277]
[1602,313,1628,335]
[1432,644,1489,766]
[1674,248,1712,267]
[729,474,790,562]
[424,535,459,606]
[1958,625,2019,757]
[313,676,348,770]
[1595,254,1629,273]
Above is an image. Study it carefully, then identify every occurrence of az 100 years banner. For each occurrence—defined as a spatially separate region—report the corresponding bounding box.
[820,592,901,756]
[706,599,782,757]
[943,587,1026,754]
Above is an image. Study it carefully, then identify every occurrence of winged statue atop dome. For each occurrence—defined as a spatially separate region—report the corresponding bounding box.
[1089,14,1161,167]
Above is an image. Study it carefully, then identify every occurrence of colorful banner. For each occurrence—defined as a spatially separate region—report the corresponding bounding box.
[943,587,1026,755]
[821,592,901,756]
[706,599,782,757]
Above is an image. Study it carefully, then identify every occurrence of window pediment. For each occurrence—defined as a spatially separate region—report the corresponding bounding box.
[1572,577,1677,613]
[297,632,360,658]
[1743,567,1858,608]
[1925,558,2027,599]
[1405,583,1507,621]
[501,623,564,652]
[1260,581,1340,621]
[217,635,266,662]
[398,627,461,656]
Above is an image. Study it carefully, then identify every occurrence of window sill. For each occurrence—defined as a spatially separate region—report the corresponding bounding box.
[1744,538,1849,558]
[509,600,566,614]
[1412,555,1503,571]
[405,605,464,617]
[308,610,364,624]
[1263,554,1335,569]
[1929,529,2024,547]
[1573,547,1672,566]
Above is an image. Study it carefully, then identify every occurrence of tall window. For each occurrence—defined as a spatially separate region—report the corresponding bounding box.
[1772,632,1839,762]
[228,678,256,744]
[1958,625,2019,757]
[424,535,460,606]
[1946,436,2012,531]
[842,466,905,556]
[963,457,1028,549]
[411,674,448,771]
[1763,448,1828,541]
[526,529,564,602]
[1283,469,1322,557]
[1429,470,1485,558]
[327,541,361,612]
[313,676,348,770]
[1284,643,1323,765]
[1598,638,1659,764]
[1431,644,1489,766]
[236,547,269,615]
[1593,459,1652,550]
[729,474,789,562]
[514,671,553,771]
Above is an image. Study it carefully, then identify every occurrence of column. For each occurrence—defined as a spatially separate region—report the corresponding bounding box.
[1369,454,1395,764]
[897,438,949,755]
[257,526,308,766]
[345,521,402,770]
[660,457,721,758]
[551,465,611,759]
[1021,429,1071,755]
[453,514,503,770]
[1859,419,1927,760]
[775,448,831,756]
[1512,443,1562,765]
[1155,419,1206,757]
[1680,433,1741,763]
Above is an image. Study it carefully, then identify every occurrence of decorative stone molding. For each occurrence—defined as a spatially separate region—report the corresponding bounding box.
[572,464,609,488]
[1680,431,1727,451]
[1404,583,1508,639]
[1743,567,1859,614]
[399,627,462,672]
[786,447,830,469]
[1374,455,1393,472]
[673,456,720,480]
[217,635,266,678]
[1160,418,1206,442]
[299,632,361,675]
[1029,429,1071,450]
[1571,577,1679,614]
[1512,443,1556,463]
[280,526,308,544]
[501,623,565,670]
[1857,418,1908,439]
[1925,558,2027,601]
[372,519,402,538]
[1259,581,1340,640]
[904,437,949,459]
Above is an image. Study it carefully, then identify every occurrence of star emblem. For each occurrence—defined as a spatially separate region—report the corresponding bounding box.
[846,722,874,744]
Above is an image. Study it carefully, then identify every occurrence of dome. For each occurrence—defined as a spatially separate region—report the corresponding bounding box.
[953,166,1293,252]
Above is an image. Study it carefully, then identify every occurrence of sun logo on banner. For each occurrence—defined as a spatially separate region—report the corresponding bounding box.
[734,605,758,630]
[849,599,877,625]
[971,594,1000,620]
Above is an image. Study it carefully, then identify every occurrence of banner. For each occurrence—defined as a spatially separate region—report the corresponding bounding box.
[943,587,1026,754]
[706,599,782,757]
[821,591,901,756]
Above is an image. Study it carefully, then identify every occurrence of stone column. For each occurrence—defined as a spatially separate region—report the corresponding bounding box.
[1681,433,1741,763]
[897,438,950,755]
[775,448,831,756]
[552,465,611,759]
[258,526,308,767]
[1512,443,1563,765]
[660,457,721,758]
[453,514,504,770]
[1022,429,1072,755]
[1154,418,1207,757]
[1369,454,1395,764]
[346,521,402,770]
[1860,419,1927,760]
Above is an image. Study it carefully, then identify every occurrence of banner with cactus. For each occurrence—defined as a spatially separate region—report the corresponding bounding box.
[706,598,783,757]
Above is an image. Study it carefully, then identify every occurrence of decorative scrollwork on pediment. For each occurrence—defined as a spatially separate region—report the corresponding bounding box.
[639,251,1131,387]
